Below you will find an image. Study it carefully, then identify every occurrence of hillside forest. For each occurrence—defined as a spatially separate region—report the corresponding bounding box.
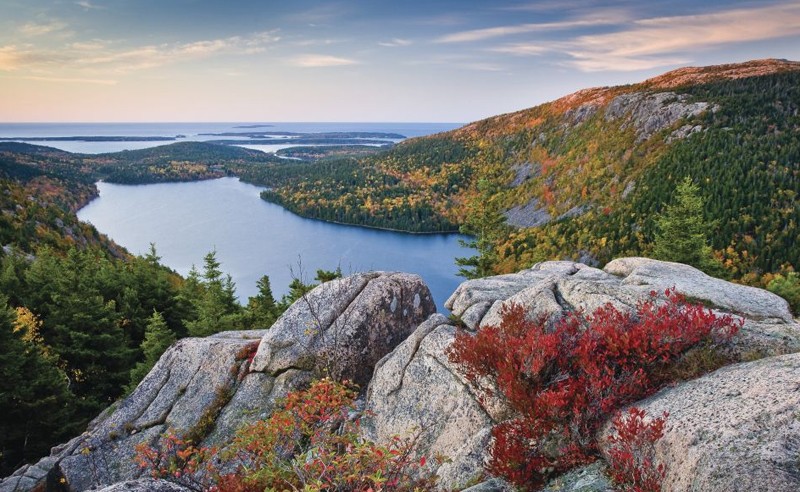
[1,59,800,476]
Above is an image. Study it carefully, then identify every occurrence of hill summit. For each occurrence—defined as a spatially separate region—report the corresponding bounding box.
[256,58,799,283]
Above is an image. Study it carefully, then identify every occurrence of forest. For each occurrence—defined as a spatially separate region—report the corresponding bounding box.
[2,62,800,477]
[0,157,338,475]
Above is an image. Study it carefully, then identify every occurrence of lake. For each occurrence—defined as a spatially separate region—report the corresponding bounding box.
[77,177,471,311]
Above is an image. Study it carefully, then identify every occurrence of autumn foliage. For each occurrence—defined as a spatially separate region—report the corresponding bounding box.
[447,290,740,489]
[135,378,437,491]
[606,407,668,492]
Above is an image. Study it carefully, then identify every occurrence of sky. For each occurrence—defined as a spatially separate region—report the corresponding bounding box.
[1,0,799,123]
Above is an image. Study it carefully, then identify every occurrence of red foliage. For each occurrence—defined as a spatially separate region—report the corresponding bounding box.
[135,378,437,492]
[606,407,668,492]
[447,289,739,490]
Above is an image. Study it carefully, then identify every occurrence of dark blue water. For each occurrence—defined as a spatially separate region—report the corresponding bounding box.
[77,178,469,312]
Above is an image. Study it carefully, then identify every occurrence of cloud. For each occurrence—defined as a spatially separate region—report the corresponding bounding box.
[435,14,627,43]
[290,54,358,67]
[406,54,507,72]
[564,2,800,71]
[379,38,412,47]
[486,2,800,72]
[0,46,21,71]
[0,31,281,73]
[491,43,549,56]
[19,21,68,37]
[23,75,117,85]
[75,1,105,10]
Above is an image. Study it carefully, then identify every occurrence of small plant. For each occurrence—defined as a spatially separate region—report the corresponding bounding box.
[134,431,217,491]
[606,407,668,492]
[447,289,739,490]
[135,378,438,491]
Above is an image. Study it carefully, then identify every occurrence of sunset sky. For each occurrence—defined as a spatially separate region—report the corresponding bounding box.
[2,0,799,122]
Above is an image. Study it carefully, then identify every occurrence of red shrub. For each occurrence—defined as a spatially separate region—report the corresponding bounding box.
[447,289,739,490]
[606,407,668,492]
[135,378,438,491]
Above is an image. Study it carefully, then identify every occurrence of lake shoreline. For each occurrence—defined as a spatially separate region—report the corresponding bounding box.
[77,177,469,310]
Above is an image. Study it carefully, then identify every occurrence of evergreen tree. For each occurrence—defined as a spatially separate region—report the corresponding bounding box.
[245,275,280,329]
[0,295,75,475]
[185,251,243,337]
[315,267,342,283]
[127,311,176,392]
[456,178,510,279]
[23,248,135,417]
[652,177,720,274]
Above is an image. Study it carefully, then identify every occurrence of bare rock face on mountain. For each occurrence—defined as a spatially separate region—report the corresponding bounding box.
[599,352,800,492]
[0,272,434,492]
[364,258,800,490]
[603,92,713,142]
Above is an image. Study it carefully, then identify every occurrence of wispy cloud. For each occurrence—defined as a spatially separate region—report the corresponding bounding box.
[290,54,358,67]
[435,14,627,43]
[19,21,69,37]
[23,75,117,85]
[407,54,507,72]
[0,31,281,73]
[379,38,412,47]
[0,46,22,71]
[565,2,800,71]
[75,1,105,10]
[487,2,800,72]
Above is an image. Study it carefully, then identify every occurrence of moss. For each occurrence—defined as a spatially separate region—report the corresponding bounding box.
[183,385,235,445]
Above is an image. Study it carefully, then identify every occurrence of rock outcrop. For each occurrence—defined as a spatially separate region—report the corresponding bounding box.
[1,272,434,492]
[4,259,799,491]
[603,92,713,142]
[363,258,800,490]
[599,352,800,491]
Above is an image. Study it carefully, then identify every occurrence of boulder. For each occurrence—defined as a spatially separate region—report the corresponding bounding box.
[378,258,798,489]
[542,462,615,492]
[95,478,191,491]
[599,352,800,491]
[604,257,794,322]
[251,271,435,386]
[2,272,434,492]
[446,258,800,356]
[363,314,502,490]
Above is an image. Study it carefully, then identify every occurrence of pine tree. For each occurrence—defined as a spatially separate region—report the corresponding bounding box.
[456,178,510,279]
[185,251,243,337]
[127,310,176,392]
[245,275,280,329]
[652,177,720,274]
[0,295,75,475]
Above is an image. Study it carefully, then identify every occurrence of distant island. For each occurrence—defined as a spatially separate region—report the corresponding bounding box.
[199,131,406,139]
[233,124,275,128]
[0,136,177,142]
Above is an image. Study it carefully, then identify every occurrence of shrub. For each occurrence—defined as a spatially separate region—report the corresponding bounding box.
[606,407,667,492]
[134,431,217,491]
[135,378,437,491]
[767,272,800,316]
[447,289,739,490]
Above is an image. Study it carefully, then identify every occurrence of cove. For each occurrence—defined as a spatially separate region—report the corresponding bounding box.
[77,177,471,311]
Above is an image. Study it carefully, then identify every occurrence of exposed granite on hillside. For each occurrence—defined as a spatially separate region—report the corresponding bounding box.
[604,92,712,142]
[0,272,434,492]
[364,258,800,490]
[5,258,800,492]
[600,352,800,491]
[643,58,800,90]
[503,197,552,228]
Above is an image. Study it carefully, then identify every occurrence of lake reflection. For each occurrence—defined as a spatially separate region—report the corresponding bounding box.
[77,177,470,311]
